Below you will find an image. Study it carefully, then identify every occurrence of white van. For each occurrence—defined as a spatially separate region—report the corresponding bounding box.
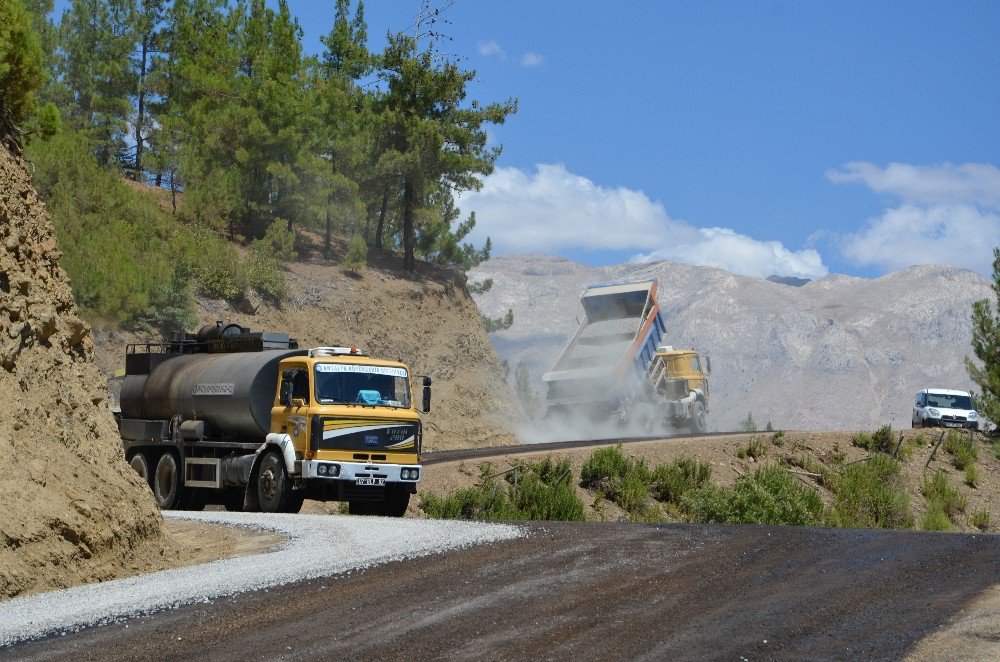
[912,389,979,430]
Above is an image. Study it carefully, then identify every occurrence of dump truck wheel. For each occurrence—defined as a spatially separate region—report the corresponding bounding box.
[256,451,301,513]
[153,452,184,510]
[375,487,410,517]
[690,402,707,434]
[128,452,153,489]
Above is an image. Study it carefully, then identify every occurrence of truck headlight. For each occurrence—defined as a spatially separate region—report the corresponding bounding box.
[969,411,979,420]
[927,408,940,417]
[328,464,340,477]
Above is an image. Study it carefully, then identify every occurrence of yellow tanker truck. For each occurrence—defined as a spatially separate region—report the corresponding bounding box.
[117,322,429,516]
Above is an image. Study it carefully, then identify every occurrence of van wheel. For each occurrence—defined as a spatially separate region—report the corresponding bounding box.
[128,451,153,489]
[153,452,185,510]
[256,452,303,513]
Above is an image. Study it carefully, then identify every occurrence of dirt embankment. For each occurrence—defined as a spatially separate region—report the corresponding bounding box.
[91,237,524,451]
[417,430,1000,530]
[0,147,170,598]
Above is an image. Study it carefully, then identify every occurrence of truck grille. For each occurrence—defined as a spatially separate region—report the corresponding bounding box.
[942,415,968,422]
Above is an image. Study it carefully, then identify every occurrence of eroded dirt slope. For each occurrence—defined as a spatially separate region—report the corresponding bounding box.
[0,147,168,598]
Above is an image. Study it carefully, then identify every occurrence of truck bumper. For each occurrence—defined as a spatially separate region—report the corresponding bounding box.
[301,460,422,484]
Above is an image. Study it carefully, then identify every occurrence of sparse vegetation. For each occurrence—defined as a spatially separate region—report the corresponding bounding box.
[467,278,493,294]
[736,437,766,460]
[580,446,654,519]
[965,464,980,488]
[483,309,514,332]
[770,430,785,447]
[851,425,895,454]
[681,466,824,527]
[341,235,368,272]
[970,509,990,531]
[942,430,977,470]
[828,454,913,529]
[651,457,712,505]
[921,470,967,529]
[420,458,584,522]
[739,412,758,433]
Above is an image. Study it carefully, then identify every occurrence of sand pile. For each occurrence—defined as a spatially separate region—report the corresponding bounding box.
[0,145,162,598]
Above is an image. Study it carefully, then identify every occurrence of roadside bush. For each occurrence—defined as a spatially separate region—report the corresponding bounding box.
[341,235,368,272]
[651,457,712,504]
[581,445,653,519]
[770,430,785,447]
[970,509,990,531]
[942,430,977,470]
[736,437,766,460]
[195,237,287,303]
[851,425,895,454]
[420,458,584,522]
[828,454,913,529]
[681,466,824,527]
[921,508,952,531]
[250,220,297,262]
[965,464,980,488]
[922,470,967,525]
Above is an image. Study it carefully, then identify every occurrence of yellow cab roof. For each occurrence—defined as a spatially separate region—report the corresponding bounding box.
[297,352,410,370]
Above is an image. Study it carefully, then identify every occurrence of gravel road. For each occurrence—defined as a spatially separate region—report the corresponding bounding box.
[7,522,1000,660]
[0,512,521,649]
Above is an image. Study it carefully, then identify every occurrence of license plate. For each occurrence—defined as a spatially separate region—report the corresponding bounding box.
[943,422,962,428]
[356,477,385,487]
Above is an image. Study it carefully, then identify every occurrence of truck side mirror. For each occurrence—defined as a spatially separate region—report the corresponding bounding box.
[279,380,293,407]
[421,375,432,413]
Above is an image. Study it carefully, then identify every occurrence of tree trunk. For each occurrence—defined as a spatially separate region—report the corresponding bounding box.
[374,188,388,250]
[134,33,149,179]
[402,178,415,272]
[324,206,332,259]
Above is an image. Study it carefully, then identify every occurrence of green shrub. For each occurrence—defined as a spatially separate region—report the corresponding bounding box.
[828,454,913,529]
[250,220,297,261]
[736,437,766,460]
[970,509,990,531]
[651,457,712,504]
[921,507,952,532]
[922,470,967,524]
[739,412,758,433]
[681,466,824,526]
[965,464,980,488]
[942,430,977,470]
[770,430,785,447]
[341,235,368,272]
[581,445,654,519]
[420,458,584,522]
[851,425,895,454]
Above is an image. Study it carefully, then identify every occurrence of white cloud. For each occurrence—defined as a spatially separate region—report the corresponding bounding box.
[477,39,506,59]
[520,52,544,67]
[829,162,1000,275]
[456,164,828,279]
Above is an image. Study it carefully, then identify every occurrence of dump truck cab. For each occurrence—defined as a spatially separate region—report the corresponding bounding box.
[646,345,710,432]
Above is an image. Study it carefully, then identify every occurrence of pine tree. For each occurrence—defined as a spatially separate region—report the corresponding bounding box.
[130,0,167,178]
[966,247,1000,431]
[0,0,45,125]
[379,32,516,272]
[58,0,137,165]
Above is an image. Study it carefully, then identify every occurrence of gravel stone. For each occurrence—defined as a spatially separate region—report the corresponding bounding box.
[0,512,522,648]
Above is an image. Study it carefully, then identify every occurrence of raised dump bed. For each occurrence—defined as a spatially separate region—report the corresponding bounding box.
[543,280,666,418]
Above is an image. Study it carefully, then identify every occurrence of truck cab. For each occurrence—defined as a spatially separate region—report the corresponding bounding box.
[647,346,711,432]
[271,347,429,515]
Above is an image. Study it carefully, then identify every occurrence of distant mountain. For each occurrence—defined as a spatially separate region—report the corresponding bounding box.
[469,254,990,432]
[767,275,811,287]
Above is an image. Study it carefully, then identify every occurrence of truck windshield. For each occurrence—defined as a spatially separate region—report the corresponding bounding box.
[314,364,411,408]
[926,393,973,410]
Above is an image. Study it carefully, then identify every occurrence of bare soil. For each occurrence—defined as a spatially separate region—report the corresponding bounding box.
[414,430,1000,531]
[9,522,1000,660]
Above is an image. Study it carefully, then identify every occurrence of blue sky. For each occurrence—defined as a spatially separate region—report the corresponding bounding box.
[294,0,999,279]
[51,1,1000,278]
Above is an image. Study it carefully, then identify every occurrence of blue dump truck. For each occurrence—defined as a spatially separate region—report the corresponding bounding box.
[542,280,711,432]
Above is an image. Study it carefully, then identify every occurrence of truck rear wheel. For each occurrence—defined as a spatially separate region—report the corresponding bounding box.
[128,451,153,489]
[153,452,184,510]
[256,452,304,514]
[690,401,707,434]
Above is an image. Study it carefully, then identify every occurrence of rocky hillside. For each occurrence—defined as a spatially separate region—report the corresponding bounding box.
[0,144,162,598]
[91,244,523,451]
[469,254,991,432]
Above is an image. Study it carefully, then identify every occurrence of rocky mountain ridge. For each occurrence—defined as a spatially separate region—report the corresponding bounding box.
[469,254,991,432]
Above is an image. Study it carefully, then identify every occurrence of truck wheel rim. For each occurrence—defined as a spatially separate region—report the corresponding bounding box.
[260,466,278,502]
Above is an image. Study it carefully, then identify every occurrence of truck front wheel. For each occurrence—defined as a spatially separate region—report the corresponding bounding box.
[256,452,304,514]
[375,486,410,517]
